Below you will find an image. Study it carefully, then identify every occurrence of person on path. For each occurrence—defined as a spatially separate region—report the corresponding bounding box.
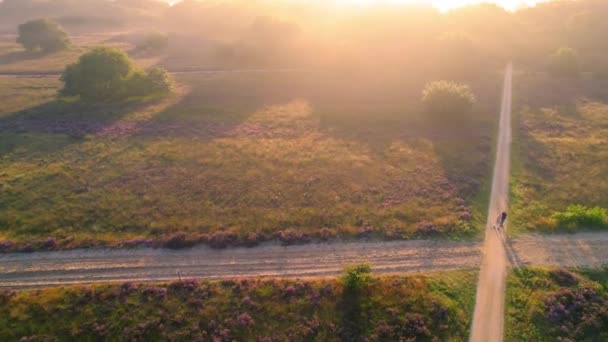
[495,211,507,229]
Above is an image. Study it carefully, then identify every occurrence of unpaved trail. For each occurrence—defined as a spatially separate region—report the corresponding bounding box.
[470,63,513,342]
[2,232,608,289]
[0,240,481,289]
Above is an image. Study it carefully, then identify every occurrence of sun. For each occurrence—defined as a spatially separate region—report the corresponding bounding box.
[334,0,548,12]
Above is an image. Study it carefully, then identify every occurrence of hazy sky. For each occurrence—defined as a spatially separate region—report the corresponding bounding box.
[334,0,552,11]
[163,0,553,12]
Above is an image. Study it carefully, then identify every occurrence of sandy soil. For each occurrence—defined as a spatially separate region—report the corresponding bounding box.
[2,232,608,289]
[470,63,513,342]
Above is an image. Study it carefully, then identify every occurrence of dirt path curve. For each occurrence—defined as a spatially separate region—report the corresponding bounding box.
[470,63,513,342]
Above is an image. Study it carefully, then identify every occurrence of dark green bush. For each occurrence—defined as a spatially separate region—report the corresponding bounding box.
[422,81,476,120]
[17,18,71,52]
[61,47,172,102]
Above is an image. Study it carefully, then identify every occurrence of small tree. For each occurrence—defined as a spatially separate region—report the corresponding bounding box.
[548,47,579,77]
[61,47,135,101]
[61,47,172,102]
[17,19,71,53]
[422,81,476,119]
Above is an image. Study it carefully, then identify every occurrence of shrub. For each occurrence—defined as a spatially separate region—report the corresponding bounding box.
[552,205,607,229]
[208,231,238,249]
[60,47,172,102]
[342,263,372,293]
[163,233,195,249]
[422,81,476,120]
[548,47,580,77]
[276,229,310,246]
[136,33,169,52]
[17,18,71,52]
[340,263,372,340]
[543,287,608,340]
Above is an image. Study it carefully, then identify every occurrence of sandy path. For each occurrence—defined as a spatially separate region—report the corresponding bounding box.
[470,63,513,342]
[2,232,608,289]
[0,240,482,289]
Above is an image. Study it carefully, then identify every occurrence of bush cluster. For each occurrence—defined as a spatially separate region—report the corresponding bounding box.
[60,47,172,102]
[552,205,607,230]
[422,80,476,120]
[17,18,71,52]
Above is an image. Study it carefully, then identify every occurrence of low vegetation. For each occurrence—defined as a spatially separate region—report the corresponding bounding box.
[17,19,71,53]
[0,68,497,250]
[0,269,477,341]
[505,267,608,342]
[512,75,608,234]
[61,47,172,102]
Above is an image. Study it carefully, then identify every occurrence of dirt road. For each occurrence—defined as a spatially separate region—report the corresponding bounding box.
[2,232,608,289]
[470,63,513,342]
[0,240,481,289]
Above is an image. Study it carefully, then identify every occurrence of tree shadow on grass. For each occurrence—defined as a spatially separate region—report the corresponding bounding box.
[0,97,168,158]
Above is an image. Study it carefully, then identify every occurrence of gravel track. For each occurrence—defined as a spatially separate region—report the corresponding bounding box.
[2,233,608,289]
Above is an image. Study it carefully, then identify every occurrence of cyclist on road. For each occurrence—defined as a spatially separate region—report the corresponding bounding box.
[495,211,507,229]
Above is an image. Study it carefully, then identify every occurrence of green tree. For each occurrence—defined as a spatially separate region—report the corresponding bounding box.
[422,81,476,120]
[548,47,580,77]
[61,47,172,102]
[17,18,71,52]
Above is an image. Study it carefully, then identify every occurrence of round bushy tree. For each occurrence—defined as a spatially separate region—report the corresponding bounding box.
[61,47,135,101]
[422,81,476,119]
[548,47,579,77]
[17,18,71,53]
[61,47,172,102]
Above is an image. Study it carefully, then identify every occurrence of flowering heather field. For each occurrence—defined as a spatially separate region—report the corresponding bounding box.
[505,267,608,341]
[0,270,477,341]
[511,74,608,234]
[0,63,499,250]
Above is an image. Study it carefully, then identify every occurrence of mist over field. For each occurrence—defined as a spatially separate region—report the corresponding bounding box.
[0,0,607,341]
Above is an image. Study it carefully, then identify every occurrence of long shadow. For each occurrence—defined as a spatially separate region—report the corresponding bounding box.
[0,98,167,158]
[139,71,322,141]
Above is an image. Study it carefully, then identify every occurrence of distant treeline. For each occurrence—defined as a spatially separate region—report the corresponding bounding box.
[2,0,608,74]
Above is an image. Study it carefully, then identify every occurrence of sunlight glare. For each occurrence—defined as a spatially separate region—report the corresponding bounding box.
[334,0,550,12]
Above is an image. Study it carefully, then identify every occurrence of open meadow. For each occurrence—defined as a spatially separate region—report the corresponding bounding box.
[0,33,501,250]
[511,73,608,234]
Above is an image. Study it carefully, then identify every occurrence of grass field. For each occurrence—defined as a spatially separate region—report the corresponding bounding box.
[0,35,501,250]
[511,73,608,234]
[0,269,477,341]
[505,266,608,341]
